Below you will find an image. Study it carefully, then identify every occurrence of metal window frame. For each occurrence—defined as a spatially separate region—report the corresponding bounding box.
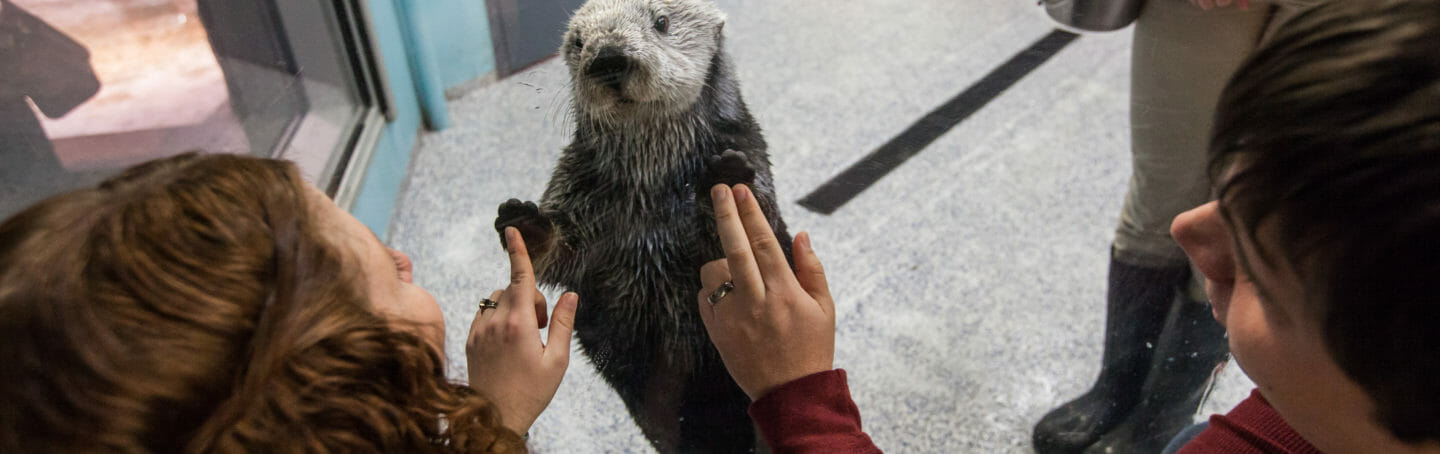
[320,0,397,210]
[486,0,584,78]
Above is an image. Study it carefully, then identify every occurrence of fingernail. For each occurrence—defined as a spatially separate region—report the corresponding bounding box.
[800,232,813,252]
[734,185,751,203]
[711,185,728,202]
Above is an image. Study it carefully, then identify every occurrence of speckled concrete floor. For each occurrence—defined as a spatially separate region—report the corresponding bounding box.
[388,0,1257,452]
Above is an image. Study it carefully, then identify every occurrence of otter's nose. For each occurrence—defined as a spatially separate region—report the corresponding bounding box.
[586,46,632,90]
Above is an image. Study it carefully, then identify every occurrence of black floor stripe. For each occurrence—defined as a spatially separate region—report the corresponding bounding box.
[797,30,1081,215]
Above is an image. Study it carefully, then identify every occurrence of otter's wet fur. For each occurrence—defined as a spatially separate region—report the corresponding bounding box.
[494,0,790,451]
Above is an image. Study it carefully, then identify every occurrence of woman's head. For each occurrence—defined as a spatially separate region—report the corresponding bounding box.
[0,153,522,452]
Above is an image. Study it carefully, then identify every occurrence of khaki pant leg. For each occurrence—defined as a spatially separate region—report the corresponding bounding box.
[1116,0,1277,301]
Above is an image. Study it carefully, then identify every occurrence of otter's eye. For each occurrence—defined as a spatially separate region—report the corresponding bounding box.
[653,16,669,34]
[572,36,584,50]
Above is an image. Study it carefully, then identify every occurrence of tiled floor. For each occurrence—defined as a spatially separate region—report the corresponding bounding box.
[389,0,1256,451]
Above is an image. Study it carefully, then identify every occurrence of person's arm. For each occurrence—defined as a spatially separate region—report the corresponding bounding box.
[697,183,881,453]
[748,369,880,453]
[466,227,579,435]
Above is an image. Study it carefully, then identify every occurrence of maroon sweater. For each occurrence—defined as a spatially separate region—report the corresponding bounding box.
[747,375,1322,454]
[1179,389,1321,454]
[747,369,882,453]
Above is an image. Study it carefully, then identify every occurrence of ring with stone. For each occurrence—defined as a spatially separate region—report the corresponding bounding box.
[479,298,500,311]
[707,281,735,305]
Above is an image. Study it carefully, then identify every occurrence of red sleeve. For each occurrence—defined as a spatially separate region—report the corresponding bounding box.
[747,369,882,454]
[1178,389,1321,454]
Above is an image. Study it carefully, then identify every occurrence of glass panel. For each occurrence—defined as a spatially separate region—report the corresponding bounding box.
[393,1,1315,451]
[0,0,364,219]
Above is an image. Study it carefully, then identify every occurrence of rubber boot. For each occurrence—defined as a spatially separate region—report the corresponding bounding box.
[1082,298,1230,454]
[1033,253,1190,453]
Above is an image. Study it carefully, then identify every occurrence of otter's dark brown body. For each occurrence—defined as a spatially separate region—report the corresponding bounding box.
[494,1,790,451]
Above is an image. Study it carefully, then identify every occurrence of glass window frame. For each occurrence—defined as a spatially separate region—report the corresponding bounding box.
[272,0,396,210]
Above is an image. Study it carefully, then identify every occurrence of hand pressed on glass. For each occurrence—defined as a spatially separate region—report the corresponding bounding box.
[697,184,836,401]
[467,227,578,435]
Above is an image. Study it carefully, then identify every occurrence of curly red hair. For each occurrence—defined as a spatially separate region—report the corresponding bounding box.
[0,153,526,453]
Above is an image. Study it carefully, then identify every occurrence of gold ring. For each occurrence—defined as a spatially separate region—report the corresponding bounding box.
[479,298,500,311]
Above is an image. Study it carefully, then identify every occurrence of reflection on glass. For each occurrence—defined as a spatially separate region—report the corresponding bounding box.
[0,0,365,219]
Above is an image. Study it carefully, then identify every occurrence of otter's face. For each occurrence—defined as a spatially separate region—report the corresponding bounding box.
[562,0,726,120]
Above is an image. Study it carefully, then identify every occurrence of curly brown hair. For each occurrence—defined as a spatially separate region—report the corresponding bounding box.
[0,153,527,453]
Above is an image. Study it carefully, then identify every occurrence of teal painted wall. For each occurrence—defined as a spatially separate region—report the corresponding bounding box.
[353,0,423,240]
[351,0,497,239]
[428,1,497,89]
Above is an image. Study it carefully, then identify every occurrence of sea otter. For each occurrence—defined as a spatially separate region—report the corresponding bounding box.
[493,0,791,452]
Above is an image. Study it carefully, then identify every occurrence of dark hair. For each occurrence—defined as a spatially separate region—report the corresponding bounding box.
[1210,0,1440,443]
[0,153,526,452]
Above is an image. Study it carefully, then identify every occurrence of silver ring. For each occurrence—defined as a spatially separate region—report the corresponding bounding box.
[707,281,734,305]
[479,298,500,311]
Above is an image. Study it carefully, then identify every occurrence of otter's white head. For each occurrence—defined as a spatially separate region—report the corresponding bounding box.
[562,0,727,121]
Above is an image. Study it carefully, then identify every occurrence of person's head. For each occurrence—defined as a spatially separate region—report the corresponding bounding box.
[0,153,524,452]
[1172,0,1440,449]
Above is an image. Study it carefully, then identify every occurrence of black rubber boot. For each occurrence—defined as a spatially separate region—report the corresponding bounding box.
[1082,298,1230,454]
[1033,253,1190,453]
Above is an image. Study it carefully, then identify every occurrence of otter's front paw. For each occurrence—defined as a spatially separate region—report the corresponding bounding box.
[495,199,554,253]
[706,149,757,187]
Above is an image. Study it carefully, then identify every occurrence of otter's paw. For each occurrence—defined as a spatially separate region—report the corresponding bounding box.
[494,199,554,252]
[706,149,757,187]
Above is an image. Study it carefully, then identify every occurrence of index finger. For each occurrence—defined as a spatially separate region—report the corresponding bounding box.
[505,227,535,286]
[711,185,765,294]
[733,185,796,288]
[504,227,538,310]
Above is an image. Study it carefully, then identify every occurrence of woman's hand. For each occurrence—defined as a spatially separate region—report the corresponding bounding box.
[466,227,578,435]
[1191,0,1250,10]
[697,184,836,401]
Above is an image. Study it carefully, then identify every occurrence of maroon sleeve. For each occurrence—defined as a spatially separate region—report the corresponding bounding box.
[747,369,882,454]
[1177,389,1321,454]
